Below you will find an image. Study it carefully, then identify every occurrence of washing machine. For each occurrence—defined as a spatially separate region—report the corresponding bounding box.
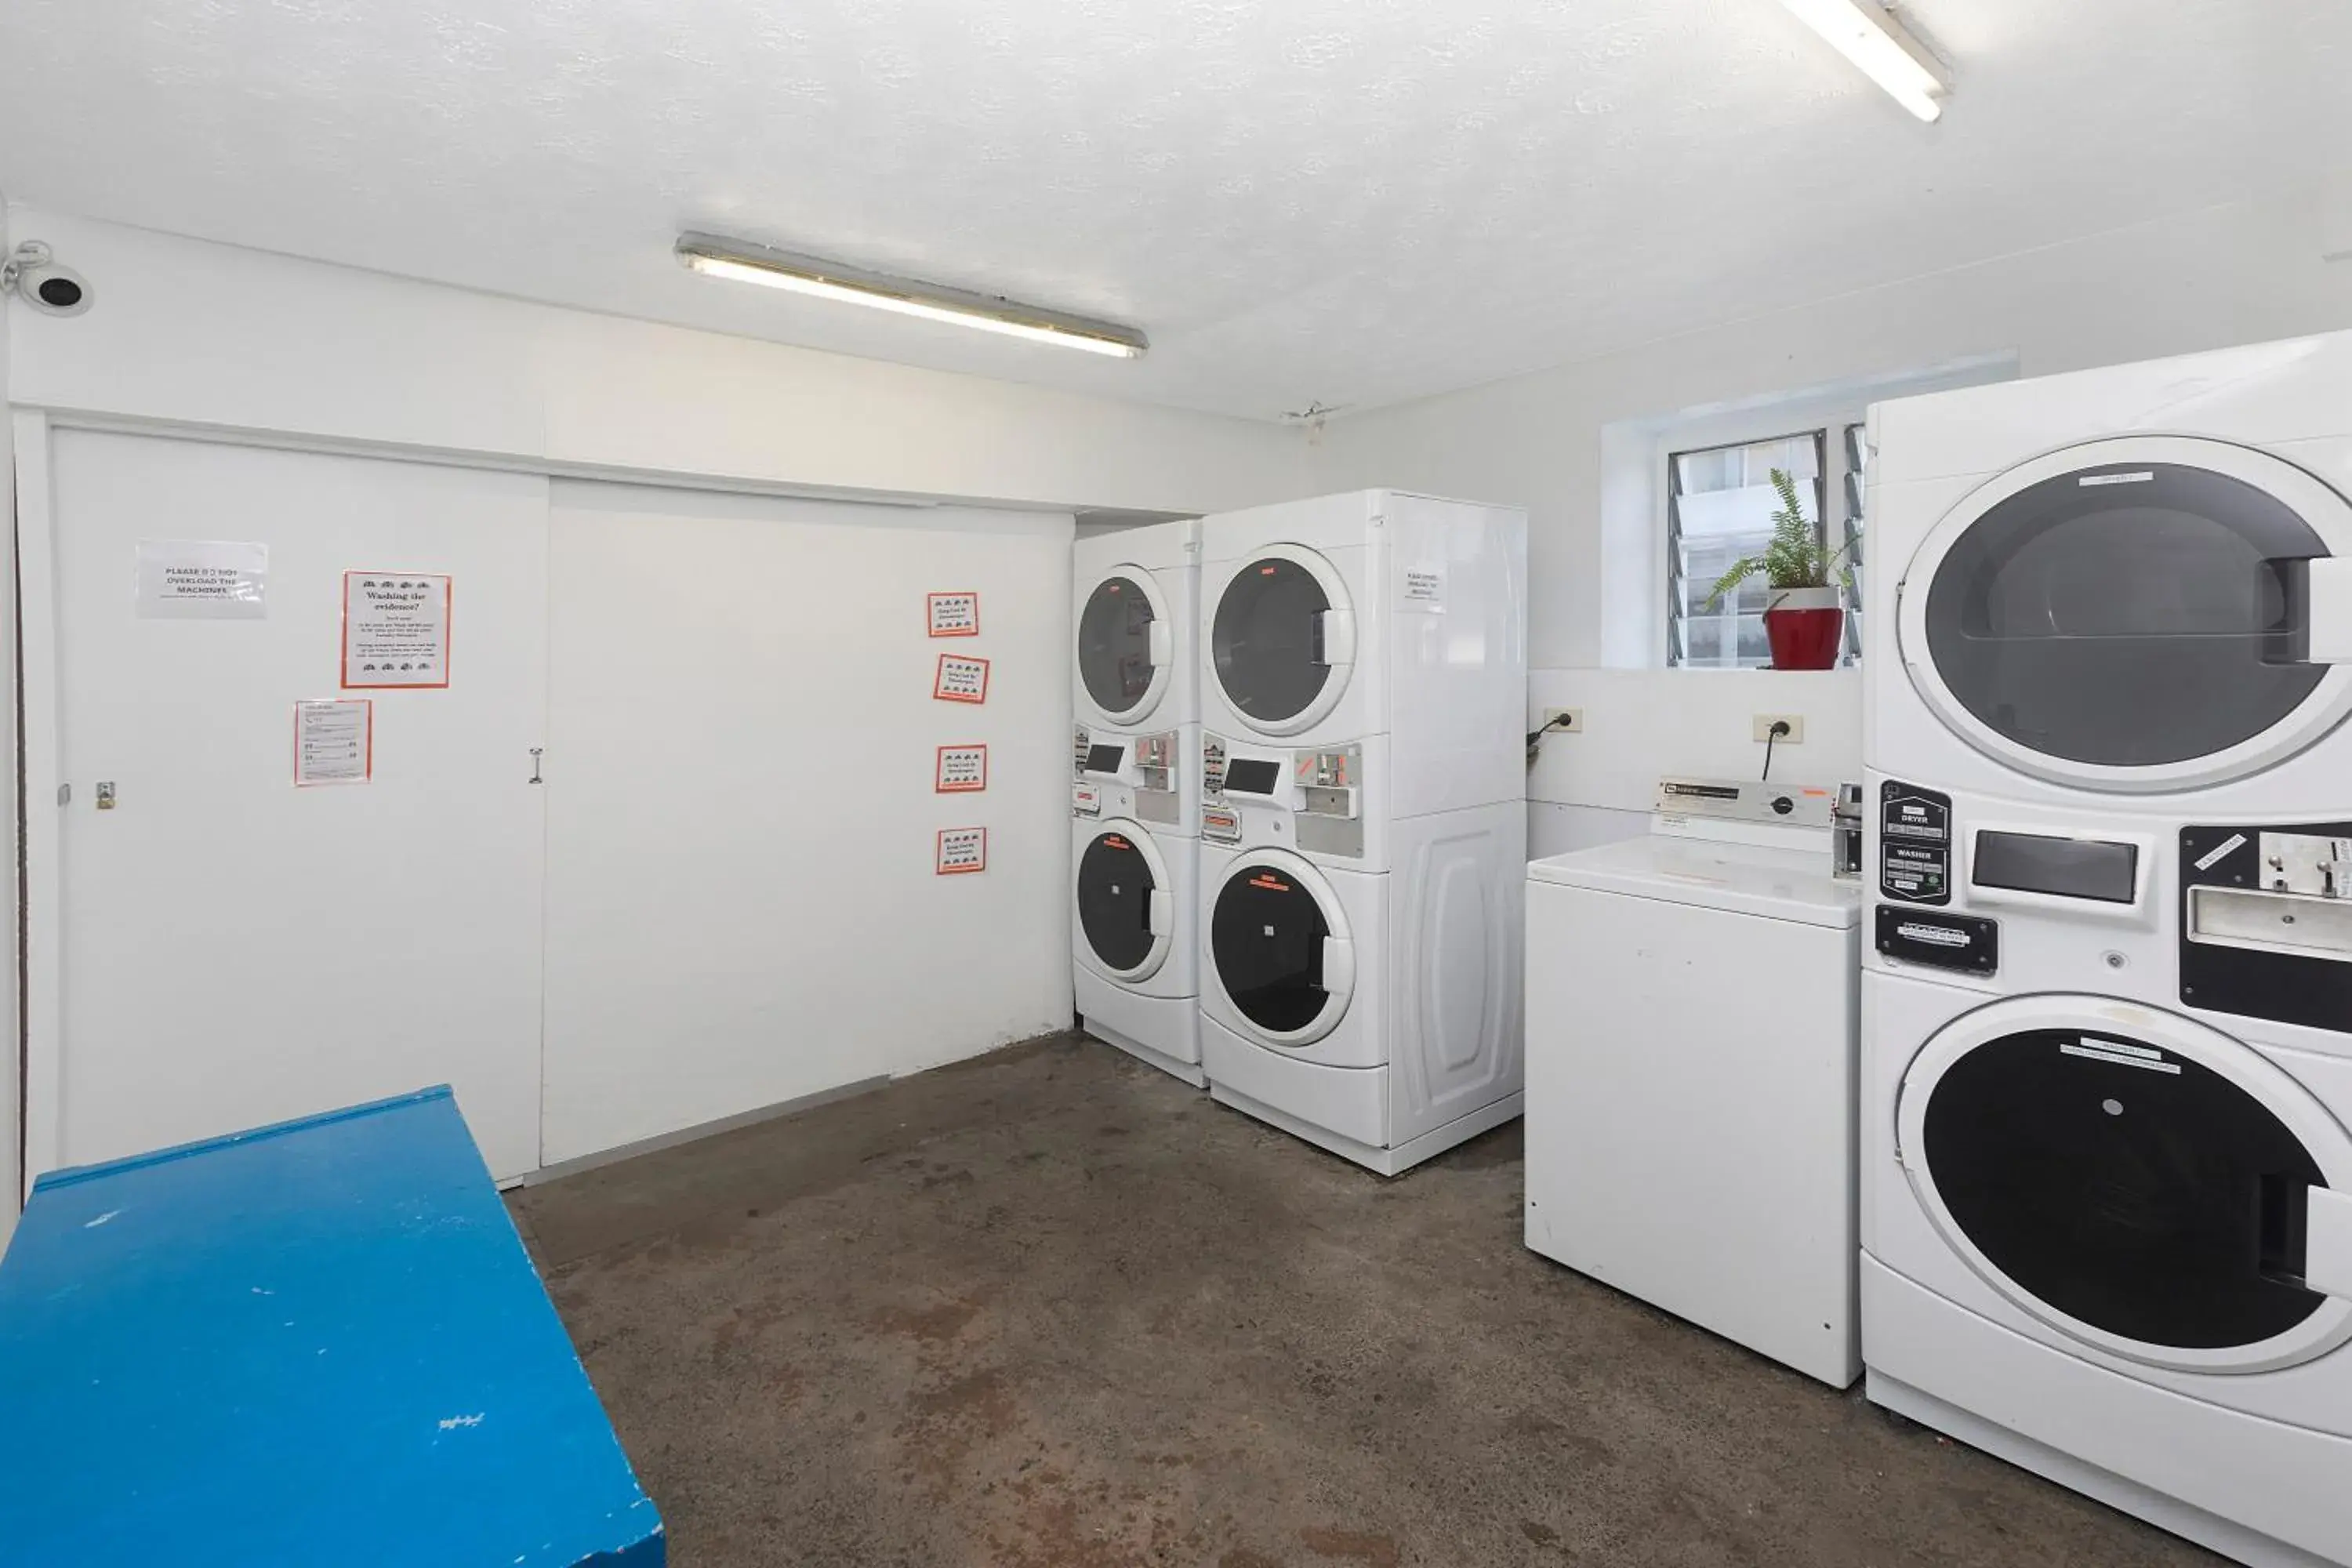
[1071,743,1200,1087]
[1194,491,1528,1174]
[1863,329,2352,1566]
[1071,517,1203,1083]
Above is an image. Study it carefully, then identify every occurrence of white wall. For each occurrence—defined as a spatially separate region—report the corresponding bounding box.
[5,205,1314,517]
[1316,182,2352,834]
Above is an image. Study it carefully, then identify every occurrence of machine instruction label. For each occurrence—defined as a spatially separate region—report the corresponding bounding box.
[136,539,269,620]
[343,572,452,688]
[936,826,987,874]
[293,699,372,786]
[1878,782,1952,906]
[934,653,990,704]
[935,744,989,793]
[1399,565,1447,612]
[927,591,980,637]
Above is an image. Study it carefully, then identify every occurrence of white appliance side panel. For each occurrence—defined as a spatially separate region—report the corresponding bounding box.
[1385,495,1529,819]
[44,430,550,1181]
[1527,878,1860,1387]
[541,485,1072,1166]
[1864,1258,2352,1568]
[1391,801,1525,1145]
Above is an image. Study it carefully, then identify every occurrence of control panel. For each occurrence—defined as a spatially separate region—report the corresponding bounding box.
[1132,731,1180,797]
[1878,781,1951,906]
[1201,736,1367,858]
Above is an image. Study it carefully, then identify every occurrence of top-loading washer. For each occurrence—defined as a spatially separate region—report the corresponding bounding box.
[1074,518,1199,735]
[1867,328,2352,815]
[1198,491,1526,813]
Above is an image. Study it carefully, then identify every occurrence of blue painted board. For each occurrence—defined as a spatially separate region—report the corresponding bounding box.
[0,1087,662,1567]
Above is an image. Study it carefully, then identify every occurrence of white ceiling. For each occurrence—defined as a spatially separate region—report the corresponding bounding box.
[2,2,2347,421]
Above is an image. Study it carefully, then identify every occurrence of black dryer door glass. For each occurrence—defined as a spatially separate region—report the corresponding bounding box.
[1078,575,1157,713]
[1211,864,1332,1033]
[1213,558,1332,725]
[1923,462,2328,767]
[1076,831,1156,971]
[1920,1028,2328,1350]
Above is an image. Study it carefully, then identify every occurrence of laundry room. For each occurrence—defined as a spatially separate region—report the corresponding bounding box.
[2,5,2350,1566]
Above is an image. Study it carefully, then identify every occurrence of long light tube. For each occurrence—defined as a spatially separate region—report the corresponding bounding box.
[1775,0,1951,122]
[676,233,1147,359]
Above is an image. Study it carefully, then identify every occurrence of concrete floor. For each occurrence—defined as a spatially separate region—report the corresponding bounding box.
[510,1033,2220,1568]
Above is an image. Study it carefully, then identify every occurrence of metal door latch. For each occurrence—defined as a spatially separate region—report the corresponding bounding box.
[95,782,117,811]
[528,748,544,786]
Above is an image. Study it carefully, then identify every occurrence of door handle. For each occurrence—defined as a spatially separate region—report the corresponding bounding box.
[1315,608,1356,668]
[1146,619,1173,666]
[1319,935,1356,1002]
[1147,889,1173,938]
[2307,558,2352,665]
[2304,1185,2352,1301]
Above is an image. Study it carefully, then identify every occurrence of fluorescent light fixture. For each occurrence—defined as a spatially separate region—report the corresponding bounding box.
[676,232,1147,359]
[1775,0,1951,122]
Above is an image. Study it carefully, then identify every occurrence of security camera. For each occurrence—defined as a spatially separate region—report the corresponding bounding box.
[2,241,92,318]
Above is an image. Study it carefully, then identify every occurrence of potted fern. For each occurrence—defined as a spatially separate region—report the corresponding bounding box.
[1705,467,1852,670]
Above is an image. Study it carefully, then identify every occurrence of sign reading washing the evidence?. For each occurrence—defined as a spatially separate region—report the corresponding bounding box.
[343,572,452,689]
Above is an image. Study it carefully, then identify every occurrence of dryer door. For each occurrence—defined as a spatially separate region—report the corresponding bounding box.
[1896,437,2352,792]
[1208,545,1356,738]
[1207,848,1356,1046]
[1076,568,1172,727]
[1076,821,1174,983]
[1898,995,2352,1374]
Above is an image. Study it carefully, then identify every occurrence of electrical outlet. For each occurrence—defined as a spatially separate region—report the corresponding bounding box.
[1542,707,1584,733]
[1753,714,1805,744]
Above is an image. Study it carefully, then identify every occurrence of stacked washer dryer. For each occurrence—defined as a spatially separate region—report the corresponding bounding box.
[1862,330,2352,1567]
[1194,490,1527,1175]
[1072,520,1204,1086]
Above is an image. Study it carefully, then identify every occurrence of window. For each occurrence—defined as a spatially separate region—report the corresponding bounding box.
[1665,430,1832,668]
[1842,421,1867,662]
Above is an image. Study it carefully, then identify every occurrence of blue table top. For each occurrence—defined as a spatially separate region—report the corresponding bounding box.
[0,1087,662,1567]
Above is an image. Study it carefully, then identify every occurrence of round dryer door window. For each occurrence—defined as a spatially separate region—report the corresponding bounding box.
[1209,851,1354,1044]
[1900,437,2352,791]
[1210,546,1355,736]
[1898,996,2352,1374]
[1076,823,1171,982]
[1077,571,1170,725]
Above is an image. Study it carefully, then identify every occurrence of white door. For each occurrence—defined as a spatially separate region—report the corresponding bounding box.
[36,430,548,1181]
[539,482,1071,1166]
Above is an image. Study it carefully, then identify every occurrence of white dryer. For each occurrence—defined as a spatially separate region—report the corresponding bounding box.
[1194,490,1528,1175]
[1198,490,1526,817]
[1073,521,1203,1084]
[1863,331,2352,1566]
[1074,519,1199,740]
[1867,328,2352,814]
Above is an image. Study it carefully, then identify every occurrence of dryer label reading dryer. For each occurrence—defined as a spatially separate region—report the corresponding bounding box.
[1880,782,1952,906]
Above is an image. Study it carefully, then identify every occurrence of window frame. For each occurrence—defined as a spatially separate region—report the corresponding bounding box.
[1662,425,1847,670]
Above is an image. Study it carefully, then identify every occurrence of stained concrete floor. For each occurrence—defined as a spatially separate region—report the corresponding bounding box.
[509,1033,2220,1568]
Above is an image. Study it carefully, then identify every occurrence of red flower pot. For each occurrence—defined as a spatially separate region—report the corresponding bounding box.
[1762,586,1844,670]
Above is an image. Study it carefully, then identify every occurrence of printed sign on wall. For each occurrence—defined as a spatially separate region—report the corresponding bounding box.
[294,699,372,786]
[935,744,989,793]
[136,539,269,620]
[927,590,981,637]
[343,572,452,688]
[934,653,990,704]
[936,826,988,875]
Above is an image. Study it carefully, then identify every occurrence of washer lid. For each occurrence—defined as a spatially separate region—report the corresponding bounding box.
[1208,545,1356,738]
[1207,849,1356,1045]
[1076,568,1172,726]
[1897,437,2352,793]
[1898,994,2352,1374]
[1528,837,1859,928]
[1074,820,1174,982]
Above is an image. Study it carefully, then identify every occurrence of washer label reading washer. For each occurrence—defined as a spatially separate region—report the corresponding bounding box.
[1879,782,1952,906]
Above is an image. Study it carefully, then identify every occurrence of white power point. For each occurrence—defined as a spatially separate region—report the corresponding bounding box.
[1542,707,1584,733]
[1753,714,1805,743]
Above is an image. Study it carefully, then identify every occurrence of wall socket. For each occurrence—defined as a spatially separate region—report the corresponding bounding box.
[1541,707,1584,733]
[1753,713,1805,743]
